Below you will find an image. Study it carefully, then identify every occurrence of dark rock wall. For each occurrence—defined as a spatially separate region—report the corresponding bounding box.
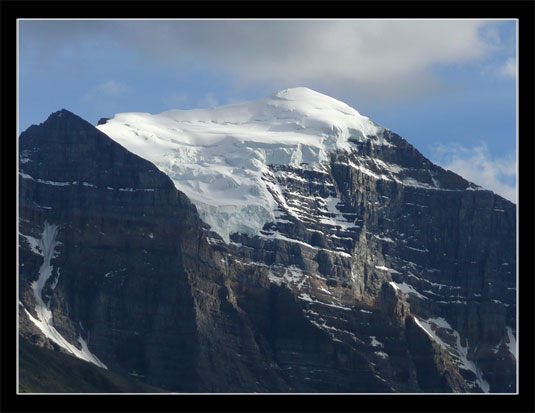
[227,129,516,392]
[19,110,204,390]
[18,111,516,393]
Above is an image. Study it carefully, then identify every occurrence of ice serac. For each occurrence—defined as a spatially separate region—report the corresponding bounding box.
[20,89,516,393]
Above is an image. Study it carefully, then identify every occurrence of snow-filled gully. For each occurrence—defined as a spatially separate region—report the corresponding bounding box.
[413,316,489,392]
[23,221,107,369]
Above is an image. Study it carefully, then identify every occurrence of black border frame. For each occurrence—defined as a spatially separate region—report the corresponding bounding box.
[2,1,534,412]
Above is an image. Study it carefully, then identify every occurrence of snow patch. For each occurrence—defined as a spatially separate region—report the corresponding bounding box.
[20,233,42,256]
[260,230,352,258]
[370,336,383,348]
[374,351,389,359]
[389,281,427,300]
[19,172,73,186]
[405,246,429,253]
[413,316,489,392]
[506,327,516,360]
[118,187,156,192]
[374,234,394,243]
[375,265,401,274]
[297,293,352,311]
[318,196,357,230]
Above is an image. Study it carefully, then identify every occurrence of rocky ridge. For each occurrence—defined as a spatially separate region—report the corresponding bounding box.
[18,96,516,393]
[203,127,516,393]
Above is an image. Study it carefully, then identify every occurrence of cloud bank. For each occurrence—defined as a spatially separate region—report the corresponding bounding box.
[432,143,517,203]
[20,19,504,103]
[499,57,516,78]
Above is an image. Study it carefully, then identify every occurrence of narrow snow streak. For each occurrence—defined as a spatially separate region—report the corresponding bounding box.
[25,222,107,369]
[506,327,517,360]
[376,265,401,274]
[413,316,489,392]
[389,281,427,300]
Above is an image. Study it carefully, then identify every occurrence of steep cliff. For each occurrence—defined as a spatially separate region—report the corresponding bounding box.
[18,92,516,393]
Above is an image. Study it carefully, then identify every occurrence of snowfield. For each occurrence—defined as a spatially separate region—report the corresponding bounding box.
[97,87,387,241]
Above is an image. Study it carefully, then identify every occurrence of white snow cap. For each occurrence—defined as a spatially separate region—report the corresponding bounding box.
[97,87,387,241]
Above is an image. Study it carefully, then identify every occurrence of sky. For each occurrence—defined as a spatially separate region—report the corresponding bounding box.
[18,19,517,202]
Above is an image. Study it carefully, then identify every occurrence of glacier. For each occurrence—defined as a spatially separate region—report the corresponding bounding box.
[97,87,388,242]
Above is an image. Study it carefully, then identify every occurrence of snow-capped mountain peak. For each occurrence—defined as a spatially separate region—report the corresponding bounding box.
[272,86,363,116]
[97,88,389,241]
[19,103,517,393]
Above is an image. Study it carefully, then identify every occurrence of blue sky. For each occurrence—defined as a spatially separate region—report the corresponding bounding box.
[18,19,517,202]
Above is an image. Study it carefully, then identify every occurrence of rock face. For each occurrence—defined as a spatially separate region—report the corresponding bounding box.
[18,107,516,393]
[18,337,167,393]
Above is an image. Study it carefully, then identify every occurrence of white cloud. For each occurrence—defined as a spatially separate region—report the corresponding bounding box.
[84,80,130,101]
[499,57,516,78]
[198,92,219,108]
[116,20,495,101]
[22,19,508,102]
[479,24,503,48]
[431,143,516,203]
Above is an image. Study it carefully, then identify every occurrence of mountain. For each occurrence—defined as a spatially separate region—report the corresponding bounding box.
[18,337,167,393]
[18,88,516,393]
[97,87,387,241]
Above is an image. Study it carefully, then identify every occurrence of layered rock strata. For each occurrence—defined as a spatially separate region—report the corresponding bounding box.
[18,108,516,393]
